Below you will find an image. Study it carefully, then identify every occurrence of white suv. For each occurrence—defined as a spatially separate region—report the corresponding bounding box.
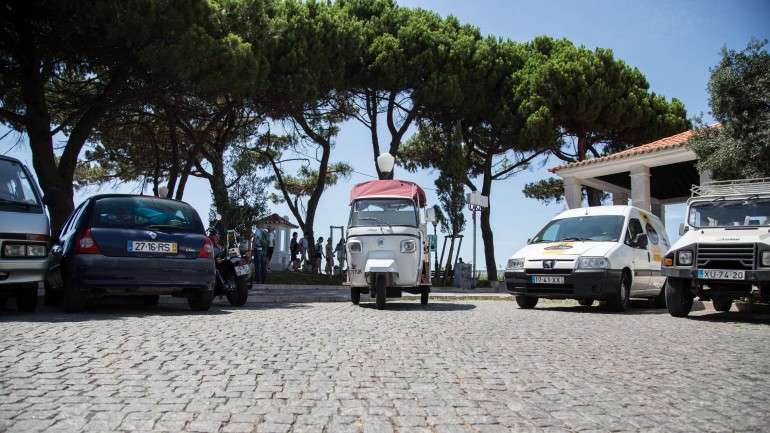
[662,178,770,317]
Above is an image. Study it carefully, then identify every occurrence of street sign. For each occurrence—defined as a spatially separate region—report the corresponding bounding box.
[428,234,437,252]
[468,191,489,209]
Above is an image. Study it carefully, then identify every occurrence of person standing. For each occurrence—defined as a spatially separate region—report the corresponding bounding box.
[298,235,308,271]
[313,237,324,274]
[289,232,299,271]
[266,228,275,270]
[324,237,334,275]
[334,238,346,271]
[251,226,268,283]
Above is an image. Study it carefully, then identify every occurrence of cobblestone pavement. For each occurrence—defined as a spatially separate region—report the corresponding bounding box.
[1,298,769,433]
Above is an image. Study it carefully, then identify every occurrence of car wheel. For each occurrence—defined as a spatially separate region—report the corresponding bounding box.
[142,295,160,307]
[712,297,732,312]
[351,288,360,305]
[226,276,249,307]
[420,286,429,306]
[515,295,538,309]
[665,277,693,317]
[16,284,38,313]
[607,272,630,312]
[375,276,386,310]
[188,289,213,311]
[578,298,594,307]
[63,276,85,313]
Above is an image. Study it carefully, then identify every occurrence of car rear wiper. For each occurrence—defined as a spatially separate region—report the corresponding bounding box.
[145,224,191,232]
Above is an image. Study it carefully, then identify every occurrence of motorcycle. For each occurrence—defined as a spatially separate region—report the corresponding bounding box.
[211,225,251,307]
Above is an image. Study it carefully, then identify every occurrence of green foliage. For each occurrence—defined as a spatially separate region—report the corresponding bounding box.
[523,178,565,204]
[689,39,770,179]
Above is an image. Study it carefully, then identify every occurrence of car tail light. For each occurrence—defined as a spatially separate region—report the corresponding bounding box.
[75,229,100,254]
[199,237,214,259]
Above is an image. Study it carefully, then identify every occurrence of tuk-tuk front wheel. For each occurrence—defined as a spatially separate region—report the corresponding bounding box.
[351,288,360,305]
[375,276,386,310]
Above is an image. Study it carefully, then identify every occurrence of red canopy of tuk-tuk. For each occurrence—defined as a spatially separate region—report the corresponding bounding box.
[350,179,427,208]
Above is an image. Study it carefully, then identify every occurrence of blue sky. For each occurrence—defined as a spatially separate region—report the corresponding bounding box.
[2,0,769,270]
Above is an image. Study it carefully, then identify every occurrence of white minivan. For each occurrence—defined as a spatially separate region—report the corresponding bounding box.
[505,206,669,311]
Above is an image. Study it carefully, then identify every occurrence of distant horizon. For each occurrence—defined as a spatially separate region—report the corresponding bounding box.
[2,0,769,269]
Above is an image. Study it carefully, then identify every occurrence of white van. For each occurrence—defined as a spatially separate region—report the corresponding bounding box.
[505,206,669,311]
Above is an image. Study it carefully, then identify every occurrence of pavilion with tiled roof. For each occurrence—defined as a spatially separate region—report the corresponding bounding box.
[551,126,718,224]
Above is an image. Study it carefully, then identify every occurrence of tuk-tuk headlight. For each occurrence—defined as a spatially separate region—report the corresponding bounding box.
[677,250,693,266]
[348,241,362,253]
[761,251,770,267]
[507,258,524,270]
[576,256,609,270]
[400,240,416,253]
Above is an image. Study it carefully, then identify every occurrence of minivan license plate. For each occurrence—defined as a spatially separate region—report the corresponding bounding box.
[531,275,564,284]
[127,241,177,254]
[697,269,745,280]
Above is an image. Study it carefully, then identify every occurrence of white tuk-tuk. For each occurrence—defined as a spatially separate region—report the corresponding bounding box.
[344,161,435,309]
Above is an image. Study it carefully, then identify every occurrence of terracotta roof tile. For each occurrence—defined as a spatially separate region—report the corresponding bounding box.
[550,125,720,173]
[257,213,299,228]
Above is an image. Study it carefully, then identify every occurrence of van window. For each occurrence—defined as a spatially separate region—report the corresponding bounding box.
[625,218,644,247]
[0,159,42,213]
[531,215,625,243]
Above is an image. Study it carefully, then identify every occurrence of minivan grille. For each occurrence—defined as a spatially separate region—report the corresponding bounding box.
[696,243,755,270]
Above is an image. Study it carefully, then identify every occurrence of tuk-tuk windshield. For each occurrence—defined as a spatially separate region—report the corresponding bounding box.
[349,198,418,227]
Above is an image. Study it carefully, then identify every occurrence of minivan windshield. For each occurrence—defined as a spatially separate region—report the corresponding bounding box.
[92,197,204,233]
[688,198,770,228]
[0,159,42,212]
[531,215,625,243]
[349,198,417,227]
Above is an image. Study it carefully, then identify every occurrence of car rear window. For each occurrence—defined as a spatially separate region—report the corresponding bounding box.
[92,197,204,233]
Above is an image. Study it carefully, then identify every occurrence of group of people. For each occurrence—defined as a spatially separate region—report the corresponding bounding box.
[289,232,345,275]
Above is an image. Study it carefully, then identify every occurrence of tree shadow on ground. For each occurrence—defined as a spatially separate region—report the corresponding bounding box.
[686,311,770,325]
[358,301,476,311]
[0,296,309,323]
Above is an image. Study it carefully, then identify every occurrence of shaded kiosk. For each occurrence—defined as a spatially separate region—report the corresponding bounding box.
[256,213,299,270]
[551,128,716,224]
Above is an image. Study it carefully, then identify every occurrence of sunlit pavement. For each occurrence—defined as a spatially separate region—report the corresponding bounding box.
[1,298,768,433]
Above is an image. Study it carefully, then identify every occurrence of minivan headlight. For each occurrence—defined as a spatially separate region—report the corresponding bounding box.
[507,258,524,270]
[26,245,46,257]
[677,250,693,266]
[400,240,416,253]
[761,251,770,267]
[3,244,26,257]
[576,256,609,270]
[348,241,362,253]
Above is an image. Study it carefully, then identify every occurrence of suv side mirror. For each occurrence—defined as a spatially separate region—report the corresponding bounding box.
[678,223,689,236]
[634,233,648,249]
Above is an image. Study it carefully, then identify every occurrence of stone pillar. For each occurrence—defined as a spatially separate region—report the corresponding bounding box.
[563,177,582,209]
[651,202,666,225]
[613,192,629,206]
[630,165,651,211]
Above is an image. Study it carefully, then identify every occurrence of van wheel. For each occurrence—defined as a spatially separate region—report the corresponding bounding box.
[16,284,38,313]
[665,277,693,317]
[63,276,85,313]
[351,288,360,305]
[515,295,538,309]
[607,272,630,312]
[375,276,386,310]
[420,287,429,305]
[712,297,732,312]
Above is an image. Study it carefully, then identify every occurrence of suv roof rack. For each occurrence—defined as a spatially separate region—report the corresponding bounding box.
[691,178,770,199]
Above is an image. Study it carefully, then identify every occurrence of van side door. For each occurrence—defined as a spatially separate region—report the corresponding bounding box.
[643,215,669,293]
[624,214,651,295]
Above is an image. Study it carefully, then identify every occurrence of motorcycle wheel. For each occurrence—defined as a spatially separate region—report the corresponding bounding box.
[226,275,249,307]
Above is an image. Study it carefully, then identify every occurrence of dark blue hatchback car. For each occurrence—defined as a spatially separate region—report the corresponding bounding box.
[46,194,215,312]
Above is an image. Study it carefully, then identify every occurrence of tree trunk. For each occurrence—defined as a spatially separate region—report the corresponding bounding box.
[586,187,603,206]
[174,161,192,200]
[480,168,497,281]
[209,157,230,230]
[443,237,456,286]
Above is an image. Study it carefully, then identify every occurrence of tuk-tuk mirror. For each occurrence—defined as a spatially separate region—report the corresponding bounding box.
[678,223,688,236]
[425,207,437,224]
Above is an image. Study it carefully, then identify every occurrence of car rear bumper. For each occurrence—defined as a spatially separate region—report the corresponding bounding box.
[70,255,214,295]
[0,258,48,286]
[505,269,623,299]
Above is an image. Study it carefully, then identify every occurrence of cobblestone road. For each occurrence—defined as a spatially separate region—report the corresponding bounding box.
[1,299,769,433]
